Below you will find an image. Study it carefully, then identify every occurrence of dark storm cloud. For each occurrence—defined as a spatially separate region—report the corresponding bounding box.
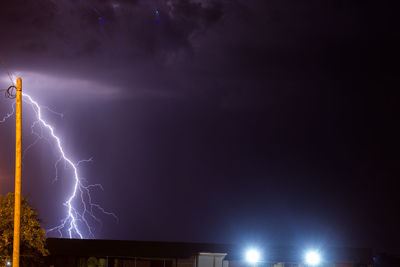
[0,0,225,98]
[0,0,223,59]
[1,0,387,102]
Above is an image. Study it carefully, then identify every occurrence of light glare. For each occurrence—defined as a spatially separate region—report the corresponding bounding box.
[305,251,321,265]
[246,249,260,263]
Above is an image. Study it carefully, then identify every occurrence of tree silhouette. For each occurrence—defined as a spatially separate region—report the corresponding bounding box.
[0,193,49,266]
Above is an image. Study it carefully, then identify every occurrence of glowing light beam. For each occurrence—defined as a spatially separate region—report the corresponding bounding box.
[1,91,118,239]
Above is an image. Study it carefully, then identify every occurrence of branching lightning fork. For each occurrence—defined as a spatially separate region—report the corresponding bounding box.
[1,89,118,239]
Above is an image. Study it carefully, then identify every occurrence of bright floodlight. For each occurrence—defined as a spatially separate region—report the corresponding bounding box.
[6,261,11,266]
[305,251,321,266]
[246,249,260,263]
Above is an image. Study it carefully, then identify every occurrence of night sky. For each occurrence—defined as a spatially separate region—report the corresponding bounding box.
[0,0,399,250]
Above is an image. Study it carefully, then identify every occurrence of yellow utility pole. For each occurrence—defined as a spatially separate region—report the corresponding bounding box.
[12,77,22,267]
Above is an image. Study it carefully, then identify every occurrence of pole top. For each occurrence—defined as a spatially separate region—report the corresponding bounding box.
[16,77,21,91]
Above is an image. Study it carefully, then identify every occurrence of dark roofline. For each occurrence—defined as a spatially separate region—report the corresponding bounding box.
[46,238,239,259]
[46,238,374,263]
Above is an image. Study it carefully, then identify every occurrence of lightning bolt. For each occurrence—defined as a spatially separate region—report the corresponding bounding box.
[1,91,118,239]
